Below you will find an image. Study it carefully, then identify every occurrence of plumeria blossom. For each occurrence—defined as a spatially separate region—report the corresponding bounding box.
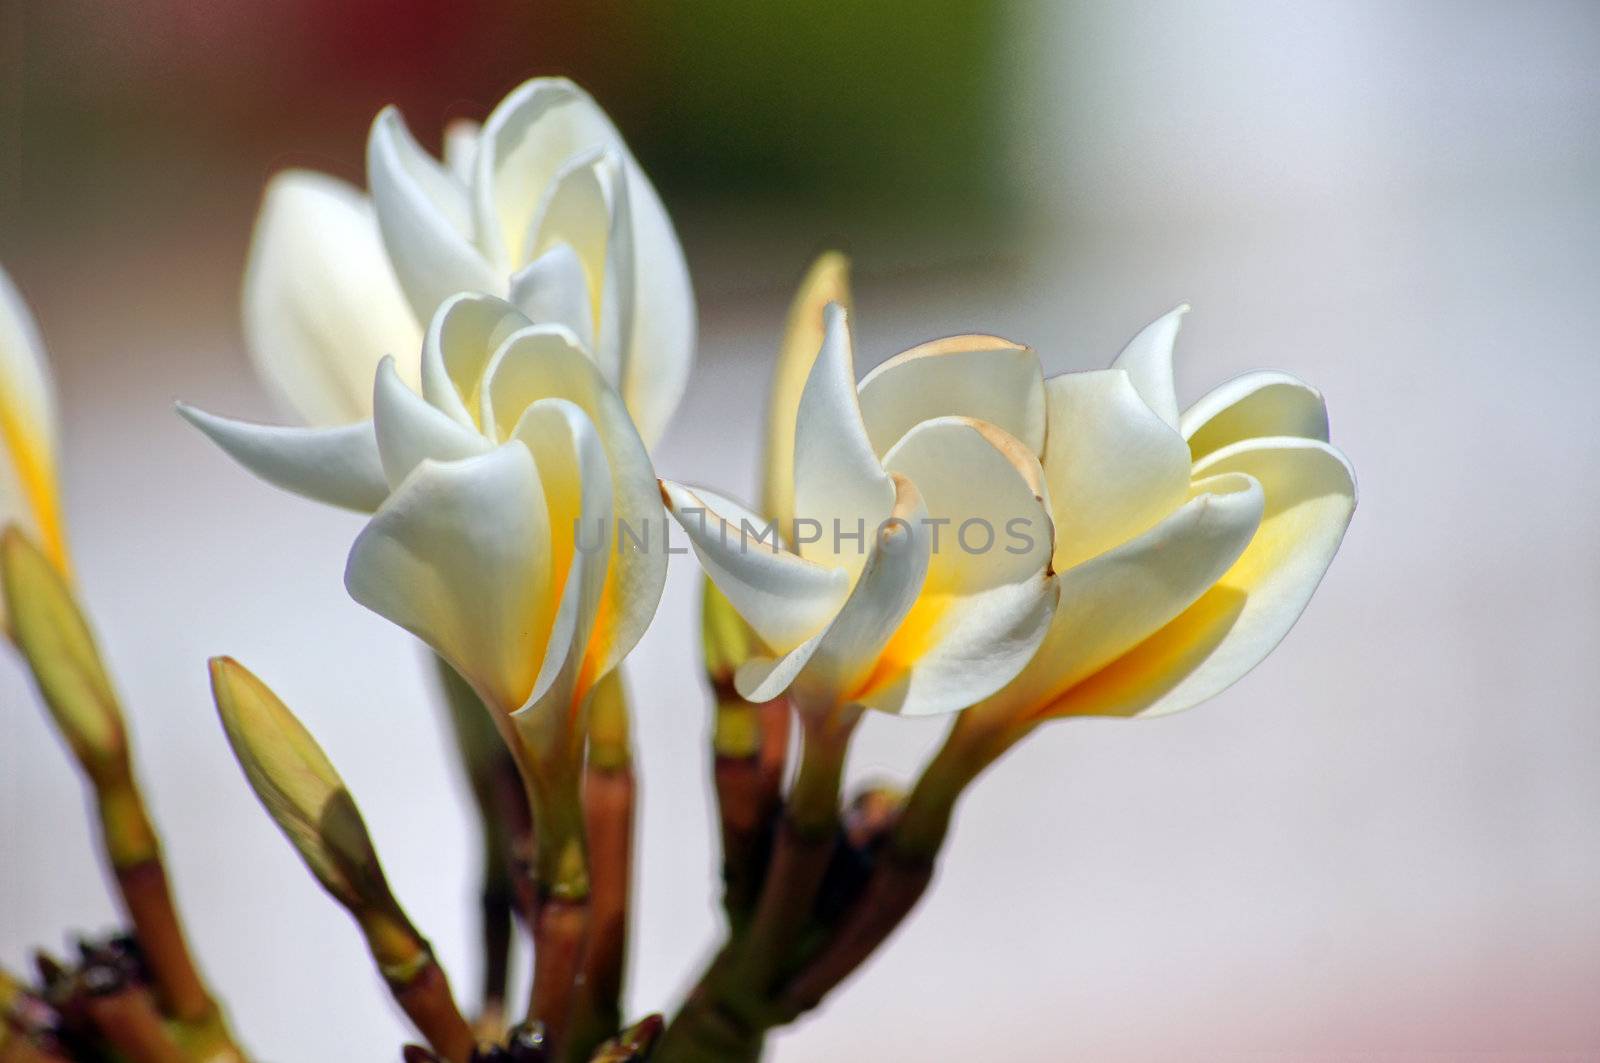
[240,77,693,449]
[666,298,1059,719]
[953,306,1356,748]
[182,294,666,738]
[0,264,71,591]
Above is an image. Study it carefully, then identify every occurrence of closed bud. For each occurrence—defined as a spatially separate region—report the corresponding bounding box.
[1,527,125,781]
[209,657,394,920]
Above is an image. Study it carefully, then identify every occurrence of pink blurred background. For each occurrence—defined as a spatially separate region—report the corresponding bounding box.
[4,2,1599,1059]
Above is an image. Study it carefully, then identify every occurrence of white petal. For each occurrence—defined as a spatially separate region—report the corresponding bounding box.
[1043,369,1192,571]
[861,574,1059,718]
[367,107,501,321]
[508,244,596,354]
[973,472,1266,727]
[883,417,1053,592]
[473,78,620,269]
[612,151,690,451]
[242,171,421,426]
[1110,305,1187,429]
[510,399,614,713]
[596,156,635,399]
[1047,437,1355,720]
[479,324,667,675]
[345,445,552,714]
[752,475,932,713]
[372,356,489,488]
[419,293,532,429]
[791,305,896,575]
[662,479,848,652]
[524,148,611,318]
[1181,370,1329,461]
[177,404,389,512]
[443,118,481,186]
[475,78,693,450]
[0,264,68,574]
[761,253,851,536]
[861,419,1058,716]
[857,335,1045,457]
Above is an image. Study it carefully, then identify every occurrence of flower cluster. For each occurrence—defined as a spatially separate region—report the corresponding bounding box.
[0,76,1354,1063]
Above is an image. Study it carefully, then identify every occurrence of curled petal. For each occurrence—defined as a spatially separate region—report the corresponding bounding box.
[475,77,693,450]
[480,324,666,676]
[242,171,421,426]
[345,445,552,714]
[1110,304,1186,429]
[509,244,596,355]
[177,404,389,512]
[762,252,851,538]
[371,356,489,489]
[368,107,501,320]
[1044,369,1192,571]
[792,305,896,575]
[1181,370,1329,461]
[973,471,1266,728]
[510,398,613,699]
[0,264,67,574]
[884,417,1053,592]
[419,293,532,429]
[1046,437,1355,720]
[662,479,848,653]
[857,335,1045,457]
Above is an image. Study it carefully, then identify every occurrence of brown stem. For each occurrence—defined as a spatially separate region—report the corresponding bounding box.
[388,960,475,1063]
[529,894,589,1057]
[113,860,210,1024]
[568,762,635,1058]
[0,1030,70,1063]
[82,986,188,1063]
[778,854,934,1015]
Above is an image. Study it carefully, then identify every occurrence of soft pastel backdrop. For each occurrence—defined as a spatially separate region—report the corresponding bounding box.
[3,2,1597,1059]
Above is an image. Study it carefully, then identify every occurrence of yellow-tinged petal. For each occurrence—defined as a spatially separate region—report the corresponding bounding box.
[0,265,68,576]
[209,656,390,913]
[509,397,614,706]
[762,252,852,537]
[1110,304,1187,429]
[1,528,123,775]
[419,293,532,430]
[968,472,1265,730]
[1043,369,1192,571]
[1043,436,1355,719]
[479,323,665,680]
[345,445,553,715]
[1181,369,1329,461]
[739,474,930,711]
[857,334,1046,458]
[242,171,422,427]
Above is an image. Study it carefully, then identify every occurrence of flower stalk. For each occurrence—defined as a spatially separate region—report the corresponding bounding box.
[568,672,636,1061]
[0,529,240,1058]
[209,657,473,1063]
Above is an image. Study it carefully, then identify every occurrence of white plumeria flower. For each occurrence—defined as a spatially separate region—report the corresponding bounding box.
[241,77,694,449]
[183,294,665,728]
[664,304,1060,718]
[0,264,71,590]
[956,306,1356,742]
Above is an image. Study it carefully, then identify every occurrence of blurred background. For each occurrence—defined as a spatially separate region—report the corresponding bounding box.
[3,1,1598,1058]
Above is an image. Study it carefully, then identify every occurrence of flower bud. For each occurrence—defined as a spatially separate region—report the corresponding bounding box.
[208,657,391,918]
[1,527,125,781]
